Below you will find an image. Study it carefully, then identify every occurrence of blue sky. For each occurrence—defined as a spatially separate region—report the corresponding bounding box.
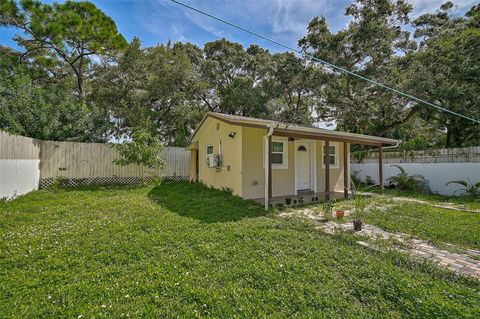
[1,0,477,54]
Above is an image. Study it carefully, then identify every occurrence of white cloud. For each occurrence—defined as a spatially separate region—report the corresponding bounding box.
[171,26,187,42]
[408,0,477,17]
[158,0,345,48]
[136,0,476,49]
[184,10,225,38]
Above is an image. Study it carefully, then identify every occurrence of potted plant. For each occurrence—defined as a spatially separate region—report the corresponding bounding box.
[285,197,292,205]
[353,219,363,231]
[334,209,345,218]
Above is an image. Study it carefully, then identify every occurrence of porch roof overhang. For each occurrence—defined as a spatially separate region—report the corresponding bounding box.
[187,141,198,150]
[188,112,400,147]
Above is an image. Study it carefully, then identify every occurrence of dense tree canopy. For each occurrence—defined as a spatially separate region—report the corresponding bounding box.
[299,0,417,136]
[0,45,110,141]
[92,38,204,145]
[0,0,478,148]
[1,0,127,97]
[407,2,480,146]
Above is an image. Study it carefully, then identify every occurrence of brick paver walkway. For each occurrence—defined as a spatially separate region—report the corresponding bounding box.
[280,209,480,278]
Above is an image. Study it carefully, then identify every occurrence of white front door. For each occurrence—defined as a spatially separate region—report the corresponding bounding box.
[296,142,311,190]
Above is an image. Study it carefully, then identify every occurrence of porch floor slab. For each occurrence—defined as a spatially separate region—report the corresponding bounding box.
[252,191,346,207]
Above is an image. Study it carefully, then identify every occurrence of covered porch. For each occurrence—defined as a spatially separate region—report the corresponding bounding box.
[254,191,345,207]
[263,125,397,209]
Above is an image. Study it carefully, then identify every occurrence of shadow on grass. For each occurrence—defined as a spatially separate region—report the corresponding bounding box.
[147,182,266,223]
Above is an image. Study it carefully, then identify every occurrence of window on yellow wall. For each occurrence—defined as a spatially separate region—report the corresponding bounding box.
[206,145,214,167]
[322,144,338,168]
[272,141,284,164]
[263,139,288,169]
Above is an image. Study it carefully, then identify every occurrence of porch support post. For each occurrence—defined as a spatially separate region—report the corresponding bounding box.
[325,140,330,200]
[378,145,384,193]
[268,135,273,199]
[343,142,348,199]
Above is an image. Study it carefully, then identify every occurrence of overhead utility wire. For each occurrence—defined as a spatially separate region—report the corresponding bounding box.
[169,0,480,124]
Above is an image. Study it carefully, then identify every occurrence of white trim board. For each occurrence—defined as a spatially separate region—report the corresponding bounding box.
[321,141,340,169]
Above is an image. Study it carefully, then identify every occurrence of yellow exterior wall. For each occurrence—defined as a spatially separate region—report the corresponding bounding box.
[194,118,349,199]
[241,127,294,199]
[197,118,243,197]
[189,149,197,181]
[315,141,348,193]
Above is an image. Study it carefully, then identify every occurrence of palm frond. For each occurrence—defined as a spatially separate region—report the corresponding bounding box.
[411,174,426,181]
[390,164,406,175]
[446,180,469,187]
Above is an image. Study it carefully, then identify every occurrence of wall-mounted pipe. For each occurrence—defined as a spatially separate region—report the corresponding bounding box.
[382,140,402,150]
[264,125,275,210]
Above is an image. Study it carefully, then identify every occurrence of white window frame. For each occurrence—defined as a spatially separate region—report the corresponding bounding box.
[205,144,214,168]
[263,138,288,169]
[321,142,339,169]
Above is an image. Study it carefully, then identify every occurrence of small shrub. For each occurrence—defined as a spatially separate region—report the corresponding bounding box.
[322,198,335,215]
[113,128,165,170]
[387,165,425,191]
[446,179,480,197]
[49,177,69,190]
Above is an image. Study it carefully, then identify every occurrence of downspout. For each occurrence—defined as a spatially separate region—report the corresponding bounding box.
[264,125,275,210]
[382,140,402,151]
[377,140,402,192]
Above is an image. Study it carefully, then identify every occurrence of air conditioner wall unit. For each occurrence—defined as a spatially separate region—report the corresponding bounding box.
[206,154,222,168]
[214,154,222,168]
[206,153,215,168]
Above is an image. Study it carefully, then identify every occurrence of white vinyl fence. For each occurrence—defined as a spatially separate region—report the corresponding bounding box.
[353,146,480,196]
[0,131,41,199]
[0,131,190,199]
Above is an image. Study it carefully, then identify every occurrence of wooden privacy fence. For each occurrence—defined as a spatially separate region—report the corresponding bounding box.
[39,141,191,188]
[356,146,480,164]
[0,130,191,194]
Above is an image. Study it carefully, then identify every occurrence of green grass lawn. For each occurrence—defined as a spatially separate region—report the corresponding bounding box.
[371,187,480,210]
[351,201,480,250]
[1,183,479,318]
[335,187,480,249]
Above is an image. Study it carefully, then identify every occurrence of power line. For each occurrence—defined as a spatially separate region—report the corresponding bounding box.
[169,0,480,124]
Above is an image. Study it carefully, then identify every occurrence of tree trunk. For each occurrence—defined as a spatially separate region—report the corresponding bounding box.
[77,55,84,99]
[375,106,419,136]
[446,126,452,148]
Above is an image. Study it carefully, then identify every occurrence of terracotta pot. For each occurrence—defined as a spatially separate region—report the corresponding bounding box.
[335,210,345,218]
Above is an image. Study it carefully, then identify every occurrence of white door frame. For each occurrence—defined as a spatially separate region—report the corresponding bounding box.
[294,140,317,195]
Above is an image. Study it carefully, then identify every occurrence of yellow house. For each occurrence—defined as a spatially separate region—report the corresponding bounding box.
[188,112,399,209]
